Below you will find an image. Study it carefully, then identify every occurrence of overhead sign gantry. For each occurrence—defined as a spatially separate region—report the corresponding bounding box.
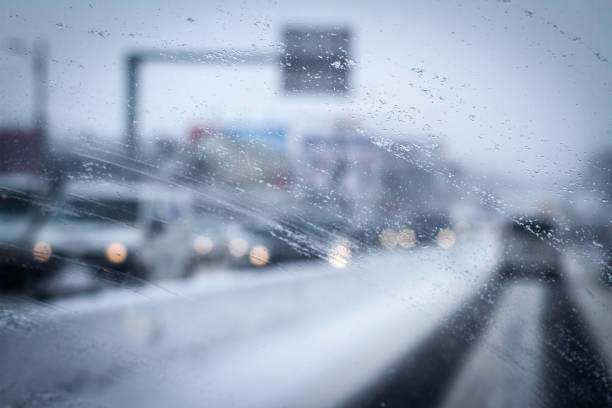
[124,26,351,156]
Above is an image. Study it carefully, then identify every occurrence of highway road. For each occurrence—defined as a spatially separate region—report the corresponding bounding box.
[1,231,611,407]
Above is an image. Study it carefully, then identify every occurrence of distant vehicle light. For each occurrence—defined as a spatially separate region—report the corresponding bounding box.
[106,242,128,264]
[249,245,270,266]
[328,242,351,268]
[379,228,398,249]
[228,238,248,258]
[397,228,416,248]
[33,241,52,262]
[193,235,214,255]
[436,228,456,249]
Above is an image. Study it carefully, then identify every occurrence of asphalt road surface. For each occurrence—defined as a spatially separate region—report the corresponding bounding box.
[1,233,611,408]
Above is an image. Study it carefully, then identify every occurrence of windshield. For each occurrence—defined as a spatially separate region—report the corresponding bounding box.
[52,197,140,225]
[1,1,612,408]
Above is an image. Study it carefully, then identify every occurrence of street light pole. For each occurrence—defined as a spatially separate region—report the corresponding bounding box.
[4,37,49,173]
[126,54,140,158]
[5,37,48,138]
[32,38,48,137]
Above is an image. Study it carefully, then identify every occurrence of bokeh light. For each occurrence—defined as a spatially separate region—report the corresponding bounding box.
[228,238,248,258]
[397,228,417,248]
[106,242,128,264]
[379,228,398,249]
[436,229,456,249]
[193,235,214,255]
[328,243,351,268]
[249,245,270,266]
[33,241,52,262]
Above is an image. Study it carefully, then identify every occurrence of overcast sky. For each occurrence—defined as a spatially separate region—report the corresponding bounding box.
[1,0,611,192]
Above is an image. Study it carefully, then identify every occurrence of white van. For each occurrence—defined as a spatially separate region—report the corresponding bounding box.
[34,181,194,282]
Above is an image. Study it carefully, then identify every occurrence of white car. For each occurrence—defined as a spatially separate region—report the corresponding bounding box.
[34,181,194,282]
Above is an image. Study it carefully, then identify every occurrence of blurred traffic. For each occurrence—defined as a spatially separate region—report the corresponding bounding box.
[2,123,610,296]
[1,1,612,407]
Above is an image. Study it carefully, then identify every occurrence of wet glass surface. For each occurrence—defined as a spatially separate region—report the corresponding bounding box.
[1,1,611,407]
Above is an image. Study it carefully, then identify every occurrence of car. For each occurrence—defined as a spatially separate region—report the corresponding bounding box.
[33,181,194,282]
[187,215,230,268]
[498,216,562,282]
[224,221,293,268]
[409,212,456,248]
[185,202,244,274]
[270,213,356,266]
[222,211,356,269]
[0,173,53,288]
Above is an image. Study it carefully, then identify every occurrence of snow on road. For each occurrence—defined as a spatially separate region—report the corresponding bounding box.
[0,232,499,407]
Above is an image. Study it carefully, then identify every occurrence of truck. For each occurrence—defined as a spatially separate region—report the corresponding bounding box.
[293,126,455,250]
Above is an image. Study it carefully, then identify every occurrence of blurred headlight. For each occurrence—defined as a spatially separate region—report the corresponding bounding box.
[436,228,456,249]
[328,242,351,268]
[249,245,270,267]
[397,228,416,248]
[228,238,248,258]
[193,235,214,255]
[379,228,398,249]
[33,241,52,262]
[106,242,128,264]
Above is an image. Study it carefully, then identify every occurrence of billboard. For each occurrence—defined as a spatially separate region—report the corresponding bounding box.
[282,26,351,94]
